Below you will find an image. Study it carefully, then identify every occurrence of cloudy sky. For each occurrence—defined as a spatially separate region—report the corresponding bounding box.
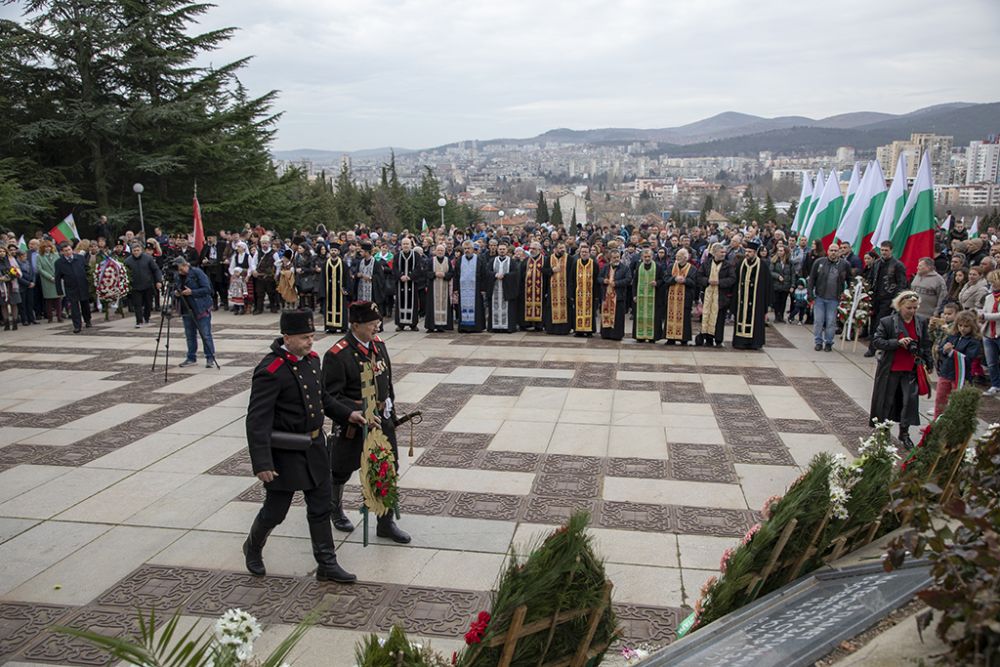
[5,0,999,151]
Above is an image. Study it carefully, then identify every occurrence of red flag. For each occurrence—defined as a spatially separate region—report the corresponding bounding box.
[192,189,205,253]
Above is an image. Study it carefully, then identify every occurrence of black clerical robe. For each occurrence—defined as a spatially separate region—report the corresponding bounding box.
[488,256,520,333]
[732,257,772,350]
[324,255,349,332]
[599,261,631,341]
[392,250,424,329]
[542,253,572,335]
[424,255,454,332]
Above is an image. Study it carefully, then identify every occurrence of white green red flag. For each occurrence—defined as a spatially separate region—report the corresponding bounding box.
[970,216,980,238]
[805,170,844,249]
[838,162,886,254]
[841,162,861,222]
[192,187,205,253]
[17,235,27,253]
[802,168,825,233]
[48,213,79,245]
[891,150,935,277]
[871,154,908,249]
[791,172,813,233]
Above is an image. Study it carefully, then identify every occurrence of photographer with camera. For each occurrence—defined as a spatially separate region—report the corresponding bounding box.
[124,243,162,328]
[171,255,217,368]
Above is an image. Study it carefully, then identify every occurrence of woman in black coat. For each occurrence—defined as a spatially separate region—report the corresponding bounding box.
[869,290,932,450]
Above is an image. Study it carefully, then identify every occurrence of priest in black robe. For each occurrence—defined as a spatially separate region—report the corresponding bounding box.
[487,243,520,333]
[599,249,632,341]
[732,239,773,350]
[631,247,665,343]
[696,243,737,347]
[568,244,600,337]
[663,248,698,345]
[542,242,572,335]
[392,237,424,331]
[424,244,454,332]
[323,245,350,333]
[454,241,489,333]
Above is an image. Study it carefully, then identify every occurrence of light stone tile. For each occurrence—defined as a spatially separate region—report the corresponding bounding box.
[250,625,372,667]
[19,429,99,447]
[754,394,819,420]
[547,423,609,456]
[442,416,503,434]
[212,419,250,438]
[441,365,495,384]
[0,427,49,446]
[84,432,204,471]
[57,471,197,523]
[58,403,160,432]
[780,433,855,468]
[608,425,669,459]
[816,361,872,381]
[400,466,536,495]
[681,567,719,606]
[8,525,183,604]
[327,542,437,585]
[505,407,562,423]
[776,361,825,377]
[660,402,715,416]
[0,517,38,545]
[676,533,741,571]
[616,371,700,383]
[123,475,256,529]
[414,550,507,590]
[340,514,516,554]
[0,465,72,504]
[153,373,232,394]
[0,468,132,519]
[510,523,564,551]
[734,463,803,510]
[700,374,750,394]
[560,410,612,425]
[195,501,310,540]
[145,435,247,474]
[609,411,667,427]
[564,388,612,412]
[467,395,519,409]
[603,477,747,509]
[612,390,663,413]
[748,385,801,398]
[660,415,719,430]
[217,389,252,408]
[148,530,315,576]
[158,406,247,435]
[2,399,75,414]
[493,367,574,379]
[516,386,570,410]
[393,381,436,403]
[605,563,683,606]
[0,521,110,595]
[587,528,679,567]
[665,426,725,445]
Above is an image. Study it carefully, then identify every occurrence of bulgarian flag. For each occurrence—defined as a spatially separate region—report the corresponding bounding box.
[841,162,861,223]
[838,161,887,255]
[802,168,825,233]
[791,171,813,233]
[192,187,205,253]
[970,216,980,238]
[870,153,908,249]
[421,218,428,233]
[804,168,844,249]
[953,351,967,389]
[48,213,80,245]
[17,235,27,253]
[891,150,935,277]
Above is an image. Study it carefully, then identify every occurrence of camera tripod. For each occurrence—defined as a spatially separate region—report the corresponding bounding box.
[151,282,221,382]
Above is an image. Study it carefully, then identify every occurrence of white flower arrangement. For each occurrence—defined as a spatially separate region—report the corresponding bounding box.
[828,454,856,521]
[213,609,262,664]
[858,420,899,462]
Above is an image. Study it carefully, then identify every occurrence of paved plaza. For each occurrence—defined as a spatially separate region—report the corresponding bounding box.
[0,313,904,664]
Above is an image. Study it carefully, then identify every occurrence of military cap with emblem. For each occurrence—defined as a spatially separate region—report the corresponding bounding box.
[349,300,381,323]
[280,309,315,335]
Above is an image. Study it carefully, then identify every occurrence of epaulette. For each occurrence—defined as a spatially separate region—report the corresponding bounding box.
[373,335,383,343]
[329,339,349,355]
[308,351,319,359]
[266,357,285,374]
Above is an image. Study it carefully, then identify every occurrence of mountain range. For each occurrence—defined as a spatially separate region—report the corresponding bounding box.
[271,101,999,161]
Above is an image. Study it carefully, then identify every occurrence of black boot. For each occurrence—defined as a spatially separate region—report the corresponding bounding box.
[376,513,411,544]
[899,429,914,451]
[242,518,272,576]
[331,483,355,533]
[309,521,356,583]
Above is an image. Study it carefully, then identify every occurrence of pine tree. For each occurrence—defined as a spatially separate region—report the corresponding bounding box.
[762,192,777,224]
[700,194,714,223]
[536,190,549,224]
[786,199,798,227]
[550,198,564,227]
[742,189,760,223]
[570,208,578,232]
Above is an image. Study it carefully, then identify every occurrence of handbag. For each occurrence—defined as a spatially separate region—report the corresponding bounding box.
[915,363,931,398]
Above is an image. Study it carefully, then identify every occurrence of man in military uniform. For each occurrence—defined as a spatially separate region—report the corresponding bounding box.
[323,301,411,544]
[243,309,358,583]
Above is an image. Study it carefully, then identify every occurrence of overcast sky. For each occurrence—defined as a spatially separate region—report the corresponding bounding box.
[4,0,999,151]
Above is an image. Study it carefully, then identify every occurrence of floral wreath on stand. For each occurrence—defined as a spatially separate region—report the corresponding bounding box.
[837,275,871,341]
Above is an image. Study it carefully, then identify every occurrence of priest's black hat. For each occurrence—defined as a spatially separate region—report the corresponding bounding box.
[349,300,381,323]
[280,309,315,335]
[745,238,762,251]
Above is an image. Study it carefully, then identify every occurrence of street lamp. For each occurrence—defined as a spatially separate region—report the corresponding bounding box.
[498,210,505,224]
[437,197,446,228]
[133,183,146,240]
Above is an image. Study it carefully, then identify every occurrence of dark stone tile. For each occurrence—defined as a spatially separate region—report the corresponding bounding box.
[187,572,301,622]
[723,430,781,449]
[771,418,829,434]
[669,444,737,483]
[398,488,453,515]
[96,565,217,610]
[0,444,50,466]
[530,376,572,388]
[448,492,523,520]
[606,457,671,479]
[30,443,118,467]
[730,443,797,466]
[740,367,790,386]
[539,361,578,370]
[475,377,528,396]
[521,495,600,524]
[0,602,72,661]
[613,603,684,644]
[236,483,266,504]
[376,586,487,637]
[532,472,601,498]
[572,374,619,389]
[599,501,674,532]
[280,580,394,629]
[716,414,773,433]
[541,454,604,475]
[205,449,254,477]
[659,382,707,403]
[430,432,493,450]
[21,607,154,666]
[674,505,756,537]
[414,448,481,469]
[479,450,540,473]
[618,379,658,392]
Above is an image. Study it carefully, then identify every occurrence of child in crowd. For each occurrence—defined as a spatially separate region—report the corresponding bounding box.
[277,252,298,310]
[980,269,1000,397]
[228,267,248,315]
[934,309,982,416]
[789,278,810,325]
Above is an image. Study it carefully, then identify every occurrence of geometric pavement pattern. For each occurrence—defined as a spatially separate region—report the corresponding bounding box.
[0,312,902,665]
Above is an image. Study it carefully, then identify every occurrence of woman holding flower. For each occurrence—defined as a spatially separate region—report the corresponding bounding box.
[0,245,21,330]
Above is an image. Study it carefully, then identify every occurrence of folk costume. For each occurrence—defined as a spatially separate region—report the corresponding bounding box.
[324,253,349,333]
[520,252,545,331]
[454,252,489,333]
[569,255,600,337]
[243,310,356,583]
[697,256,737,347]
[599,260,631,341]
[392,249,424,331]
[542,252,572,335]
[425,255,454,332]
[663,260,697,345]
[253,246,281,314]
[323,301,410,544]
[488,255,520,333]
[631,258,664,342]
[732,243,773,350]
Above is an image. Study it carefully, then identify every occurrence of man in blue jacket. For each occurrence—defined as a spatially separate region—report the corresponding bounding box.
[172,256,217,368]
[53,242,92,333]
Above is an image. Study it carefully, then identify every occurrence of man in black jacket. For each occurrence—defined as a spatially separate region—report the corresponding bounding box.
[53,242,91,333]
[124,243,163,327]
[198,233,228,310]
[865,240,908,357]
[243,309,356,583]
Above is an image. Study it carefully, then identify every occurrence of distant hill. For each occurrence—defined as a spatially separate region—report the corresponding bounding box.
[271,146,414,161]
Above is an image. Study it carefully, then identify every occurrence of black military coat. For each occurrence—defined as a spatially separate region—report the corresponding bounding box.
[246,337,352,491]
[322,333,398,474]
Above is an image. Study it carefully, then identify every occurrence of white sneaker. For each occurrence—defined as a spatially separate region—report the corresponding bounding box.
[985,387,1000,396]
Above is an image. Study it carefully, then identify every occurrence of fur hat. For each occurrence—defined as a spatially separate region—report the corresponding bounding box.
[349,301,381,323]
[280,309,314,335]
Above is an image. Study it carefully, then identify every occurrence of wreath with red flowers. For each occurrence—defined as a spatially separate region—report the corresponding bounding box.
[464,611,491,645]
[363,439,399,513]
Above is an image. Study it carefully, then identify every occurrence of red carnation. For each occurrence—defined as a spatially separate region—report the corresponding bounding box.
[380,488,388,496]
[369,453,377,462]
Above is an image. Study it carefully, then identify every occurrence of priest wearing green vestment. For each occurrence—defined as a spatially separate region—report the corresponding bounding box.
[631,247,664,343]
